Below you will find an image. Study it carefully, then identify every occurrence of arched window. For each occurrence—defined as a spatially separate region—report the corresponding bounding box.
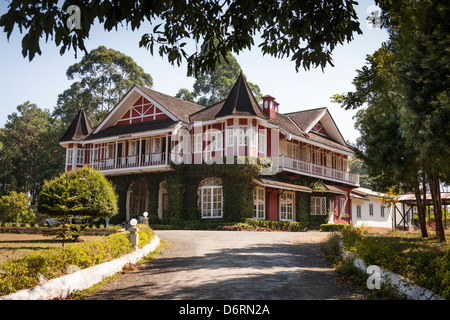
[198,177,223,218]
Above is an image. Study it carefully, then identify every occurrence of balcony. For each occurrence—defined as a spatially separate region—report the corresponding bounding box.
[272,155,360,186]
[88,152,169,175]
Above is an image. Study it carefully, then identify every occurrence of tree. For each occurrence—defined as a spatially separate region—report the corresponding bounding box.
[177,52,262,106]
[0,102,65,200]
[38,167,118,219]
[0,0,362,76]
[53,46,153,127]
[37,167,118,245]
[0,191,35,223]
[333,0,449,241]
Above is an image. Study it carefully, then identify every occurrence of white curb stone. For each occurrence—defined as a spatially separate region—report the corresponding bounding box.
[0,235,160,300]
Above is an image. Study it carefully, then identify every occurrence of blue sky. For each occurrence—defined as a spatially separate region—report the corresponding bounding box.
[0,0,388,143]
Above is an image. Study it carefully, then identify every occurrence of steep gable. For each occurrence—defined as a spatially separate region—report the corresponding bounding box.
[93,85,204,134]
[215,73,269,119]
[285,108,347,146]
[59,108,92,142]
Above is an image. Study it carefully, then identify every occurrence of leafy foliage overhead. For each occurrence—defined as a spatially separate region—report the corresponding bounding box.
[0,0,362,76]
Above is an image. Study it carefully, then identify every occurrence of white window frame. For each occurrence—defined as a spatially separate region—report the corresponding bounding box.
[76,149,84,165]
[239,126,248,146]
[356,205,362,218]
[258,128,267,156]
[226,126,234,147]
[193,134,202,153]
[67,149,74,165]
[369,203,374,216]
[279,191,295,221]
[340,197,346,215]
[210,131,222,152]
[311,197,327,215]
[251,126,258,149]
[199,178,223,219]
[381,205,385,217]
[253,187,265,219]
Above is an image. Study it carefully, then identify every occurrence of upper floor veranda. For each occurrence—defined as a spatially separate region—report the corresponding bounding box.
[59,74,359,187]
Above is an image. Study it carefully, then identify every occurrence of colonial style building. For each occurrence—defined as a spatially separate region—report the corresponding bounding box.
[59,74,359,227]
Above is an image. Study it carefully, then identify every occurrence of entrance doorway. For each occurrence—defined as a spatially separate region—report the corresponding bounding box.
[127,181,148,221]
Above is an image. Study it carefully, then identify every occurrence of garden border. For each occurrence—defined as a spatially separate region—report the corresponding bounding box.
[340,242,445,300]
[0,235,160,300]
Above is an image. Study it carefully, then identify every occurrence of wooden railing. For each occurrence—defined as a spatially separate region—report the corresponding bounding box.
[89,152,167,171]
[273,155,360,185]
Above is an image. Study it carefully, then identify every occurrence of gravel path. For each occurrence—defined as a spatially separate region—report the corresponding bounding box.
[85,230,366,300]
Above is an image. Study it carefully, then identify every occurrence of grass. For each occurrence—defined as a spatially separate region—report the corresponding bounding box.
[321,227,450,299]
[0,233,104,263]
[0,224,155,296]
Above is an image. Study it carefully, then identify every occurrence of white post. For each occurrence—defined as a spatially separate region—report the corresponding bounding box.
[128,218,139,250]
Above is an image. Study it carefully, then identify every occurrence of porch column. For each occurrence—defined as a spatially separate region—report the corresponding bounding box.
[114,140,118,169]
[139,137,142,167]
[165,133,169,164]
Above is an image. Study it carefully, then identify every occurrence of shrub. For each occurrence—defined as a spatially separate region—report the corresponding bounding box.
[244,218,301,231]
[320,224,349,232]
[0,224,153,296]
[339,227,450,300]
[37,167,118,245]
[0,191,35,223]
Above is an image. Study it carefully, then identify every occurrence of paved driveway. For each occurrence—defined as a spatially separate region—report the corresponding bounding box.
[86,230,366,300]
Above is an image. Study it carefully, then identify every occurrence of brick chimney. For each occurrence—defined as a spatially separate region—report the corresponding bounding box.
[262,95,278,119]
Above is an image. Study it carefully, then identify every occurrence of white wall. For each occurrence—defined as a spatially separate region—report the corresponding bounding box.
[352,197,393,230]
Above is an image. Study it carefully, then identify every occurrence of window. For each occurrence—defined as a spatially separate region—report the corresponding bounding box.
[253,187,265,219]
[313,149,321,165]
[287,142,299,159]
[67,149,74,165]
[280,191,295,221]
[76,149,84,165]
[226,126,233,147]
[356,205,361,218]
[199,178,223,218]
[258,128,266,156]
[210,131,222,151]
[340,198,346,215]
[381,205,385,217]
[311,197,327,215]
[239,126,248,146]
[193,134,202,153]
[251,126,258,148]
[369,204,374,216]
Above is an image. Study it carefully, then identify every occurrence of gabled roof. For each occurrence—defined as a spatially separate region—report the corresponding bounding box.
[84,117,178,141]
[136,85,205,123]
[59,108,92,142]
[93,85,205,134]
[284,107,347,146]
[215,73,269,119]
[284,108,327,132]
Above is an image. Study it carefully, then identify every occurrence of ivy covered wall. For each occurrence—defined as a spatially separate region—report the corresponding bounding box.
[107,158,339,229]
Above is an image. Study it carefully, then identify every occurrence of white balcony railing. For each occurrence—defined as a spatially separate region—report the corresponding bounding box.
[273,155,359,186]
[89,152,168,171]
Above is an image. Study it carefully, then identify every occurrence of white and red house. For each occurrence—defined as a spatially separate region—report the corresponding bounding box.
[59,74,359,226]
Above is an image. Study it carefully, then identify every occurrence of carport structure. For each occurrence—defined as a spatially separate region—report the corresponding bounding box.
[395,192,450,230]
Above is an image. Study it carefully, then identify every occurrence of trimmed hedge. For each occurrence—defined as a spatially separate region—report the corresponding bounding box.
[320,224,349,232]
[0,224,153,296]
[243,218,301,232]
